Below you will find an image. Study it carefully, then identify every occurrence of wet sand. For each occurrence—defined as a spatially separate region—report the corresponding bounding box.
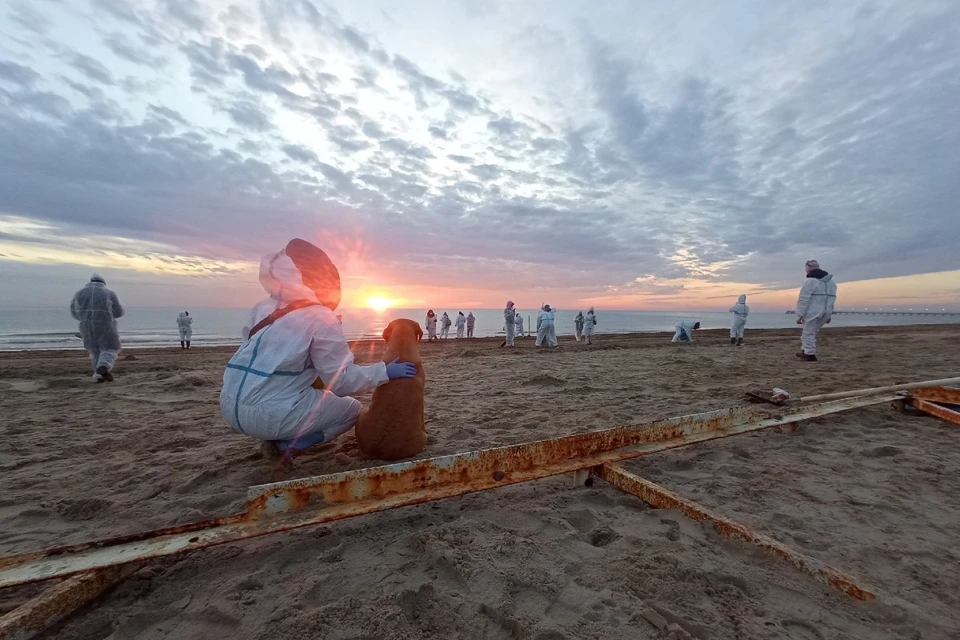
[1,324,959,639]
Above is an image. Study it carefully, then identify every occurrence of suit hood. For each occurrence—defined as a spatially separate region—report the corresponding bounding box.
[260,239,341,310]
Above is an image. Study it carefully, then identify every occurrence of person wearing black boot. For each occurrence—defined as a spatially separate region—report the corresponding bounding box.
[177,311,193,349]
[796,260,838,361]
[70,274,124,382]
[728,295,749,346]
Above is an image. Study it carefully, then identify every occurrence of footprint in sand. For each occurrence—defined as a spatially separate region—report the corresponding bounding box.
[782,620,825,639]
[588,526,621,547]
[522,375,566,388]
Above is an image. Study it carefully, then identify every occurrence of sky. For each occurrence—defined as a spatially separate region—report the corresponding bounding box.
[0,0,958,311]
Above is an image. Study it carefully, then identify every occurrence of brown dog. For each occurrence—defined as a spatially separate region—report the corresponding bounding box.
[355,319,426,461]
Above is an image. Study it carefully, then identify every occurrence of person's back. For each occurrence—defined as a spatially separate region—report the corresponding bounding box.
[71,281,123,330]
[796,261,838,361]
[224,302,343,410]
[583,307,596,344]
[70,275,124,381]
[177,311,194,348]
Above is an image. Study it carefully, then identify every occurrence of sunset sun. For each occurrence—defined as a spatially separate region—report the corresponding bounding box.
[365,295,395,312]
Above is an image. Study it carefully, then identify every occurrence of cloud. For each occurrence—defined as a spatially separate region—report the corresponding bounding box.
[361,121,385,139]
[7,1,50,34]
[0,60,41,87]
[282,143,319,164]
[67,53,114,85]
[0,1,958,308]
[103,32,166,67]
[379,138,434,160]
[147,104,188,125]
[221,100,273,131]
[487,117,530,138]
[226,53,296,97]
[339,26,371,53]
[469,164,501,181]
[1,88,72,118]
[160,0,207,31]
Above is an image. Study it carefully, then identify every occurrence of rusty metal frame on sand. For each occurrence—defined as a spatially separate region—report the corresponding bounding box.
[908,387,960,426]
[1,384,957,639]
[0,394,899,590]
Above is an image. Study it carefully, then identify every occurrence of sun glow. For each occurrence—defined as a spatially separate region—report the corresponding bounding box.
[365,295,396,312]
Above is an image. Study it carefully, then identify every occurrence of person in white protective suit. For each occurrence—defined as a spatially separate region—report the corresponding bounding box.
[515,312,524,338]
[536,304,558,347]
[500,301,516,347]
[796,260,837,361]
[220,239,418,462]
[728,295,749,346]
[425,310,438,341]
[583,307,597,345]
[466,312,475,338]
[455,311,466,339]
[439,312,452,339]
[70,274,125,382]
[671,320,700,343]
[177,311,193,349]
[574,312,584,342]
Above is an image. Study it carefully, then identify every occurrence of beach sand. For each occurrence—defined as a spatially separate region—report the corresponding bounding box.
[1,324,959,639]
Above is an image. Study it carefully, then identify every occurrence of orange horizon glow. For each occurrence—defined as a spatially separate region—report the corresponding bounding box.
[364,295,397,312]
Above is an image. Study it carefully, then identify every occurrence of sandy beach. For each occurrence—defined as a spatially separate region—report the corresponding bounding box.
[2,324,959,639]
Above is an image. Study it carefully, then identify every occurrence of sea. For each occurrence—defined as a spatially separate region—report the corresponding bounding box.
[0,306,956,351]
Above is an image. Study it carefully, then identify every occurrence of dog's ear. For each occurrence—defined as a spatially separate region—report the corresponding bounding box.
[382,321,394,343]
[415,322,423,341]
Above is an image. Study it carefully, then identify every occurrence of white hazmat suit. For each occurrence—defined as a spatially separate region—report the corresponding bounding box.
[797,268,837,356]
[177,311,193,347]
[440,313,452,339]
[220,240,391,450]
[672,320,698,343]
[536,306,558,347]
[455,313,466,339]
[515,313,524,337]
[583,307,597,344]
[466,312,475,338]
[70,275,124,380]
[503,302,516,346]
[729,295,749,343]
[426,313,438,340]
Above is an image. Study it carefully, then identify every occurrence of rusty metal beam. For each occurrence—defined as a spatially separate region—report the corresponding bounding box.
[0,566,135,640]
[0,393,899,589]
[908,397,960,426]
[596,464,876,601]
[909,386,960,405]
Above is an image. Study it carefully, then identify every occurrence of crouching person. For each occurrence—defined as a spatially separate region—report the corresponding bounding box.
[220,239,417,464]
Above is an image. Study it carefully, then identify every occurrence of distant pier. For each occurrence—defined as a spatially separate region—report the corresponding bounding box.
[832,311,960,317]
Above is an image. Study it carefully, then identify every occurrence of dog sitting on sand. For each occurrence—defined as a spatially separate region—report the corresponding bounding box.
[355,319,426,461]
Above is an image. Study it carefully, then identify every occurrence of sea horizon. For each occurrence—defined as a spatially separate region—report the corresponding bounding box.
[1,306,957,351]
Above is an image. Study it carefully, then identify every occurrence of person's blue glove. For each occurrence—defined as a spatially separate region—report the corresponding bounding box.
[386,357,418,379]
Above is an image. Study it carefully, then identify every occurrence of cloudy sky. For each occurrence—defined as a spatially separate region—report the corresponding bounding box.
[1,0,958,311]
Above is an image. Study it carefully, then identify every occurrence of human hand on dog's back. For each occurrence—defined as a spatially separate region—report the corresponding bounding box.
[385,357,418,379]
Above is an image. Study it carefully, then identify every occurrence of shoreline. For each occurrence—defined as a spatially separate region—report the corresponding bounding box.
[1,322,955,359]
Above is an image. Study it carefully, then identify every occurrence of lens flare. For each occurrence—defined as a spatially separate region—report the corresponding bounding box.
[366,295,394,312]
